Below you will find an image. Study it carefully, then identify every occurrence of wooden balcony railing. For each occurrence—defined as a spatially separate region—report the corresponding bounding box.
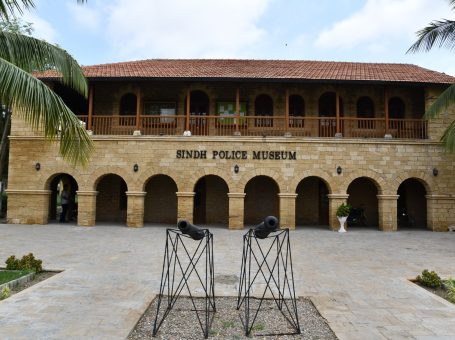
[76,115,428,139]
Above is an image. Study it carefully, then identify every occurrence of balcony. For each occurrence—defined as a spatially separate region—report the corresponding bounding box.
[77,115,428,139]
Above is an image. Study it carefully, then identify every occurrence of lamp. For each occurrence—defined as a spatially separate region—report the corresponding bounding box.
[336,166,342,175]
[432,168,438,176]
[133,164,139,172]
[35,162,41,171]
[234,165,239,174]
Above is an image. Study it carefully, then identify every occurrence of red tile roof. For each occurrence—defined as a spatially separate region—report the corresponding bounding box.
[38,59,455,84]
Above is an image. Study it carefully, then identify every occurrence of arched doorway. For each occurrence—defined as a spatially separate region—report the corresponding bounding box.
[144,175,178,225]
[397,178,427,229]
[95,174,128,224]
[254,94,273,127]
[188,90,210,135]
[48,174,78,223]
[244,176,279,225]
[319,92,343,137]
[347,177,379,228]
[193,175,229,226]
[295,177,329,227]
[289,94,305,128]
[119,93,137,116]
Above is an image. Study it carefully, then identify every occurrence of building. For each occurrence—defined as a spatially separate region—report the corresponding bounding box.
[6,59,455,231]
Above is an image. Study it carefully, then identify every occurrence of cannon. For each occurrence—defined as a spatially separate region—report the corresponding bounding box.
[253,216,279,239]
[177,220,205,240]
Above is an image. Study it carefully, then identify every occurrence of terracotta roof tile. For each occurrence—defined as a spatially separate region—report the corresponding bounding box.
[37,59,455,84]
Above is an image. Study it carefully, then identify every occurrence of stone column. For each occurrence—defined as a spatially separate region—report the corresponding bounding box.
[279,193,298,230]
[76,191,98,227]
[327,194,349,231]
[6,189,51,224]
[377,194,399,231]
[126,191,146,228]
[228,192,245,229]
[426,194,455,231]
[176,192,195,223]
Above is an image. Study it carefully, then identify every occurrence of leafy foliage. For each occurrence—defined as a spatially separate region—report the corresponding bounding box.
[416,269,443,288]
[5,253,42,273]
[0,286,10,300]
[336,203,351,217]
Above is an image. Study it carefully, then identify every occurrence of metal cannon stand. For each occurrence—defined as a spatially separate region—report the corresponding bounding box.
[237,228,301,336]
[152,228,215,338]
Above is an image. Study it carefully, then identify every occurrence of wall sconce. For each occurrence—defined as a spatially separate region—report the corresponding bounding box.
[133,164,139,172]
[433,168,438,176]
[336,166,342,175]
[35,162,41,171]
[234,165,239,174]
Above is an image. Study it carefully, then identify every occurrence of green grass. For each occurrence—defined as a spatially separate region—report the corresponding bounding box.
[0,270,33,285]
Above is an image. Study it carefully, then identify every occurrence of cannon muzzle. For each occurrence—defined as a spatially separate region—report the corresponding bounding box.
[177,220,205,240]
[253,216,279,239]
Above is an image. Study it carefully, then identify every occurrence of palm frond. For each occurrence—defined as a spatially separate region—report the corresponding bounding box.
[441,118,455,152]
[407,19,455,53]
[0,0,34,20]
[0,58,93,165]
[425,84,455,119]
[0,31,87,97]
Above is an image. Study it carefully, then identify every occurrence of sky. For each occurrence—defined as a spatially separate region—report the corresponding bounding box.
[21,0,455,75]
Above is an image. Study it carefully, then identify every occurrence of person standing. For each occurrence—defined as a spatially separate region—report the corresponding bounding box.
[60,184,69,223]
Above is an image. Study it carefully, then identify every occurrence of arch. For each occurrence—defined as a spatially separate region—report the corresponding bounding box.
[295,176,329,227]
[119,93,137,116]
[91,167,133,191]
[389,97,405,119]
[185,167,232,193]
[289,94,305,128]
[319,91,343,117]
[193,175,229,226]
[238,169,282,193]
[188,90,210,115]
[347,177,379,229]
[357,96,375,118]
[255,94,273,116]
[244,175,279,225]
[397,178,427,229]
[95,173,128,224]
[340,170,386,194]
[289,171,333,194]
[393,172,432,195]
[144,175,178,225]
[46,173,79,223]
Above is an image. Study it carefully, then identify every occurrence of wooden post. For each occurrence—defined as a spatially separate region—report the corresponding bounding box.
[285,88,290,130]
[384,87,389,136]
[88,84,93,131]
[235,87,240,133]
[335,91,340,134]
[186,86,191,132]
[136,87,141,131]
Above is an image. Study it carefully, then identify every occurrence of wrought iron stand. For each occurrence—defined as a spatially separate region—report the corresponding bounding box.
[152,228,215,338]
[237,228,301,336]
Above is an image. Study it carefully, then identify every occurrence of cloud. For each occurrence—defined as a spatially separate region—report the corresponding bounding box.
[67,2,102,32]
[315,0,450,51]
[22,12,57,42]
[105,0,270,59]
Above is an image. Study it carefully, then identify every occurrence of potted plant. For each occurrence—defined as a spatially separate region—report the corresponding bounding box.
[336,203,351,233]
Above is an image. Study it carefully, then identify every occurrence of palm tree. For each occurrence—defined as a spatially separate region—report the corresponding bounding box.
[0,0,93,165]
[408,0,455,152]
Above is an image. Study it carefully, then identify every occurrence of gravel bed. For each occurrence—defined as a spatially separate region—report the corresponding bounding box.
[129,296,337,339]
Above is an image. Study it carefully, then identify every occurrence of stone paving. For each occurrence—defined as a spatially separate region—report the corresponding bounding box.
[0,224,454,339]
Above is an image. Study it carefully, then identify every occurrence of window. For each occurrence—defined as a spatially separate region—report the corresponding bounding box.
[217,101,247,125]
[143,102,176,123]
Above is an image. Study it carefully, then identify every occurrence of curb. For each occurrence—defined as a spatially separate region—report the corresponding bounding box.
[0,271,35,291]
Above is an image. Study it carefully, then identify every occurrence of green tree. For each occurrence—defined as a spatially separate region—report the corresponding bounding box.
[408,0,455,152]
[0,0,92,165]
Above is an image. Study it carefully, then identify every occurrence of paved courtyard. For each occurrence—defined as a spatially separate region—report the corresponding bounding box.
[0,224,454,339]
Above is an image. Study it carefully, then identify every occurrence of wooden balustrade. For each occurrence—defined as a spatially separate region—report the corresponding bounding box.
[76,114,428,139]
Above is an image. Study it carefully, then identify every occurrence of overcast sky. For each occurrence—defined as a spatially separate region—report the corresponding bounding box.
[24,0,455,75]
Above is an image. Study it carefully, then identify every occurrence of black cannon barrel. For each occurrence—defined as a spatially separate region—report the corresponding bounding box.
[177,220,205,240]
[253,216,279,239]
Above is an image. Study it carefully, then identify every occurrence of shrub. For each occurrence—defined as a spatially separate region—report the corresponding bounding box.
[416,269,443,288]
[5,255,20,270]
[0,286,10,300]
[447,287,455,304]
[4,253,42,273]
[336,203,351,217]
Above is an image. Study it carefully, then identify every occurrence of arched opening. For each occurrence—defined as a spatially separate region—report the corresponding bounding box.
[347,177,379,228]
[295,177,329,227]
[289,94,305,127]
[397,178,427,229]
[95,174,128,224]
[144,175,178,225]
[254,94,273,127]
[193,175,229,226]
[47,174,78,223]
[318,92,343,137]
[119,93,137,116]
[389,97,405,119]
[357,96,375,118]
[187,90,210,135]
[244,176,279,225]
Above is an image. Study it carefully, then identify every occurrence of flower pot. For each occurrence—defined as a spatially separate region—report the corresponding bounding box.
[337,216,347,233]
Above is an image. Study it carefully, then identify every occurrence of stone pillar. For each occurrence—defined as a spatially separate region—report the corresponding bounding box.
[377,194,399,231]
[228,192,245,229]
[279,193,298,230]
[76,191,98,227]
[126,191,146,228]
[327,194,349,231]
[6,190,51,224]
[177,192,195,223]
[426,194,455,231]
